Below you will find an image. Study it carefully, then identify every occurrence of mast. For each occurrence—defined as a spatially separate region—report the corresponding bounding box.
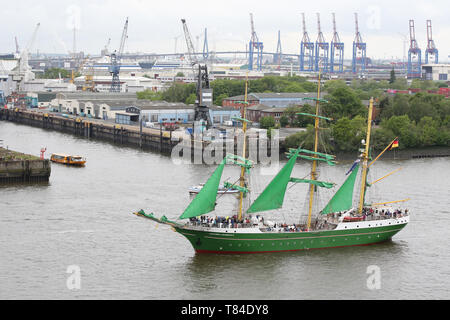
[306,71,322,230]
[238,76,249,221]
[357,97,374,214]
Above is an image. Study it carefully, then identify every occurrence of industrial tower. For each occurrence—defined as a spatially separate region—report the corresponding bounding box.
[330,13,344,73]
[109,17,129,93]
[314,13,329,72]
[274,30,282,68]
[300,13,314,72]
[248,13,263,71]
[181,19,213,129]
[425,20,438,64]
[407,19,421,78]
[352,13,367,74]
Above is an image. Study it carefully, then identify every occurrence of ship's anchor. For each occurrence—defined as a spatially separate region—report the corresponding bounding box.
[196,238,202,246]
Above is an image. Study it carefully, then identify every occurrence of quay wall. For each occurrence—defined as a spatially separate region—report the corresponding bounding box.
[0,159,51,183]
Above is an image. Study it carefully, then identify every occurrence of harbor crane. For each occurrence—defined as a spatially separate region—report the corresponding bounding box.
[14,23,40,92]
[330,13,344,73]
[315,13,329,72]
[300,13,314,72]
[181,18,212,129]
[407,19,421,78]
[425,20,438,64]
[109,17,129,92]
[248,13,263,71]
[352,13,367,74]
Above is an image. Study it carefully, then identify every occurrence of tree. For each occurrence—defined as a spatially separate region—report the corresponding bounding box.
[214,93,228,106]
[279,115,289,127]
[137,89,163,100]
[185,93,197,105]
[331,116,367,151]
[175,72,185,77]
[259,116,275,129]
[389,68,396,84]
[323,87,366,119]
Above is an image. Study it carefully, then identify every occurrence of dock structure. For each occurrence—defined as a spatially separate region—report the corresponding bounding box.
[0,147,51,183]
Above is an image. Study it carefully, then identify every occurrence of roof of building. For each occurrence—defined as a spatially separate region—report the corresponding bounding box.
[55,92,137,101]
[224,92,327,101]
[247,104,271,111]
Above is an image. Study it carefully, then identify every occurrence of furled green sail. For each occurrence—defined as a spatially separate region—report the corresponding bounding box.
[246,150,299,214]
[179,159,226,219]
[321,164,360,214]
[289,178,335,189]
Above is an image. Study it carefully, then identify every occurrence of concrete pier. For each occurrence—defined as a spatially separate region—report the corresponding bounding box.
[0,147,51,183]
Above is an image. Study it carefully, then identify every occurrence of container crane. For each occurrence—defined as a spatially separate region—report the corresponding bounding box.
[352,13,367,74]
[109,18,129,93]
[300,13,314,72]
[314,13,329,72]
[181,19,212,129]
[407,19,421,78]
[248,13,263,71]
[425,20,438,64]
[330,13,344,73]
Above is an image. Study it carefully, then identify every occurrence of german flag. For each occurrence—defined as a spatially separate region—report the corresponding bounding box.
[388,138,399,150]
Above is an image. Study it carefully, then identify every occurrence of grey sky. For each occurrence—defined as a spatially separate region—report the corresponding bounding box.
[2,0,449,61]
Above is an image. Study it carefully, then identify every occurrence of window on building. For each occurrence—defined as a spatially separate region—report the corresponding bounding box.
[439,74,448,81]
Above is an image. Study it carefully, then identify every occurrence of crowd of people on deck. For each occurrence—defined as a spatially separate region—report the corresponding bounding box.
[186,207,409,231]
[188,214,263,229]
[326,208,409,222]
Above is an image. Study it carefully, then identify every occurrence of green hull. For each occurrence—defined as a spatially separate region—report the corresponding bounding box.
[174,224,407,254]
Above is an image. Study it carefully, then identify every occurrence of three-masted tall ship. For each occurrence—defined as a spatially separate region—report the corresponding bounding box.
[133,75,410,254]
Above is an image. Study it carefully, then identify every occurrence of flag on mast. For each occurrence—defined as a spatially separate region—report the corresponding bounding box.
[388,138,399,150]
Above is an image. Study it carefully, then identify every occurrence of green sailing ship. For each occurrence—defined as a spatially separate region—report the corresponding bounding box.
[133,76,410,254]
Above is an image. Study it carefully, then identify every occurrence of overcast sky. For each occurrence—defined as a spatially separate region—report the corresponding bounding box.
[2,0,449,61]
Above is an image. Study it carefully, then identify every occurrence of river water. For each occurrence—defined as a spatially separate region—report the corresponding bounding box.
[0,121,449,300]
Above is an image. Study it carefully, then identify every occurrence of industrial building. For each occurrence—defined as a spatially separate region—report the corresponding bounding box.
[114,102,240,126]
[422,64,450,81]
[222,92,327,109]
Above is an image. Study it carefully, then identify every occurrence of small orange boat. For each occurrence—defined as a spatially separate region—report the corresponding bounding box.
[50,153,86,166]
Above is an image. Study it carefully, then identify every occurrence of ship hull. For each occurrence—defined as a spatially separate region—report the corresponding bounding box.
[174,222,407,254]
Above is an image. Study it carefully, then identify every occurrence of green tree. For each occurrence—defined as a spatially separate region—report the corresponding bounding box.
[214,93,229,106]
[389,68,396,84]
[279,115,289,127]
[331,116,367,151]
[323,87,366,119]
[185,93,197,105]
[137,89,163,100]
[259,116,275,129]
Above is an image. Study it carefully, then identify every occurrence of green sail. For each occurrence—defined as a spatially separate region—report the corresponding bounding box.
[179,159,226,219]
[247,150,299,214]
[321,164,360,214]
[289,178,335,189]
